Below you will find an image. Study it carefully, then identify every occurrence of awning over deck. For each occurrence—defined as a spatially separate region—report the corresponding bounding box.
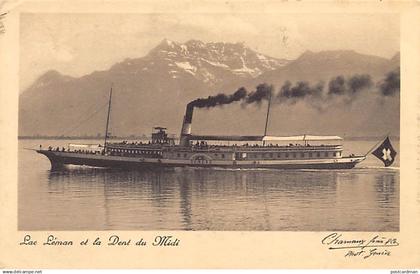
[262,135,343,141]
[188,135,342,142]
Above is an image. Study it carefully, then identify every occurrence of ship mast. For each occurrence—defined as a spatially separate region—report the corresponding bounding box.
[262,87,272,146]
[104,84,113,150]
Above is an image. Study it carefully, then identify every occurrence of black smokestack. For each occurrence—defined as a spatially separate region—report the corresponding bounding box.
[180,87,248,145]
[184,103,194,123]
[378,68,400,96]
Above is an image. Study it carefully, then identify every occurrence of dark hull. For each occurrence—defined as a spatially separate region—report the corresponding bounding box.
[37,150,363,170]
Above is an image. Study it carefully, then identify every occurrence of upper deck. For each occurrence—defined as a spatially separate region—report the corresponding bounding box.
[104,128,344,160]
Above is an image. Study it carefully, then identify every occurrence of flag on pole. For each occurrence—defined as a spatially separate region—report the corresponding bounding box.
[372,137,397,167]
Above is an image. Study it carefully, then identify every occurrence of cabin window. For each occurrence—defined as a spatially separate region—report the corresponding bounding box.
[177,153,180,157]
[277,153,281,158]
[269,153,273,158]
[292,153,296,158]
[184,153,187,158]
[324,152,328,157]
[214,153,218,156]
[221,154,225,159]
[300,152,304,158]
[316,152,320,157]
[285,153,289,158]
[309,152,312,157]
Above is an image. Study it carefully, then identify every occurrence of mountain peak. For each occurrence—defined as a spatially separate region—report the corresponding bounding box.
[36,69,68,83]
[154,38,178,50]
[142,39,288,84]
[293,49,389,67]
[185,39,205,48]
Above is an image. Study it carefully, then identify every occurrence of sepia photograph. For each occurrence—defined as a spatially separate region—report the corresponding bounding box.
[2,0,419,270]
[17,11,400,231]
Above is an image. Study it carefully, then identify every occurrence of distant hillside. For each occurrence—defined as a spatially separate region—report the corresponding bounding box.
[19,40,399,138]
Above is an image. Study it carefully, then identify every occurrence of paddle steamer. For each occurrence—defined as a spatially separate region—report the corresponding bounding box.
[37,87,367,170]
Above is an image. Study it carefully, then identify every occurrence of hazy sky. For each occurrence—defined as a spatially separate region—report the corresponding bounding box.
[20,12,399,91]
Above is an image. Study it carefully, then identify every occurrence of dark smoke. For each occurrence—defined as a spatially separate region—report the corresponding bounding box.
[378,68,400,96]
[328,76,346,95]
[245,83,272,104]
[189,87,248,108]
[277,81,324,103]
[347,74,373,94]
[184,87,248,123]
[187,84,273,112]
[184,68,399,118]
[328,74,373,96]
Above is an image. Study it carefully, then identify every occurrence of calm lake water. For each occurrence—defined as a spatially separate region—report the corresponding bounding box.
[19,139,399,231]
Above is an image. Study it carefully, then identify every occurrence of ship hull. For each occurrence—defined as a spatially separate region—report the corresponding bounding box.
[37,150,365,170]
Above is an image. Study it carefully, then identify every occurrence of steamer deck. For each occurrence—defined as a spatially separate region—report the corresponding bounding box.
[36,87,368,170]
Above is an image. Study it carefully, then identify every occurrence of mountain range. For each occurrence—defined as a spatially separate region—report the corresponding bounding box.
[19,39,400,138]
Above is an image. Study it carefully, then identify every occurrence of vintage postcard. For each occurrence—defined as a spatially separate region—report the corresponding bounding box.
[0,0,419,269]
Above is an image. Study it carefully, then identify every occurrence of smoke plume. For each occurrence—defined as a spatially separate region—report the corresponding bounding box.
[277,81,324,103]
[328,74,373,96]
[378,68,400,96]
[189,87,248,109]
[328,76,346,95]
[185,69,399,115]
[244,84,272,104]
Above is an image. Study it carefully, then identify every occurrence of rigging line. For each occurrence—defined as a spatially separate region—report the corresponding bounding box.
[58,101,110,137]
[26,94,111,135]
[61,95,111,128]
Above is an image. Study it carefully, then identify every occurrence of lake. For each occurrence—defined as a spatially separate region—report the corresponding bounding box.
[18,139,399,231]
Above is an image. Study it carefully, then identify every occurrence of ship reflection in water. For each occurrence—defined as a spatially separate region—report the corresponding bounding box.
[19,160,399,231]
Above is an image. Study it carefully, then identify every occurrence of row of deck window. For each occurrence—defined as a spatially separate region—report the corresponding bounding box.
[242,151,341,159]
[175,153,226,159]
[109,148,162,156]
[108,148,341,160]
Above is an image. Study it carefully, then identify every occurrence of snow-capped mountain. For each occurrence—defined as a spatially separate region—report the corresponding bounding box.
[110,39,288,87]
[19,40,399,137]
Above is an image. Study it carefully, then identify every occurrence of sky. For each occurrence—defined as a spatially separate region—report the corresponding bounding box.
[20,12,400,91]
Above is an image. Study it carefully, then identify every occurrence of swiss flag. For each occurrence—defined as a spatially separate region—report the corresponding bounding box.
[372,137,397,167]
